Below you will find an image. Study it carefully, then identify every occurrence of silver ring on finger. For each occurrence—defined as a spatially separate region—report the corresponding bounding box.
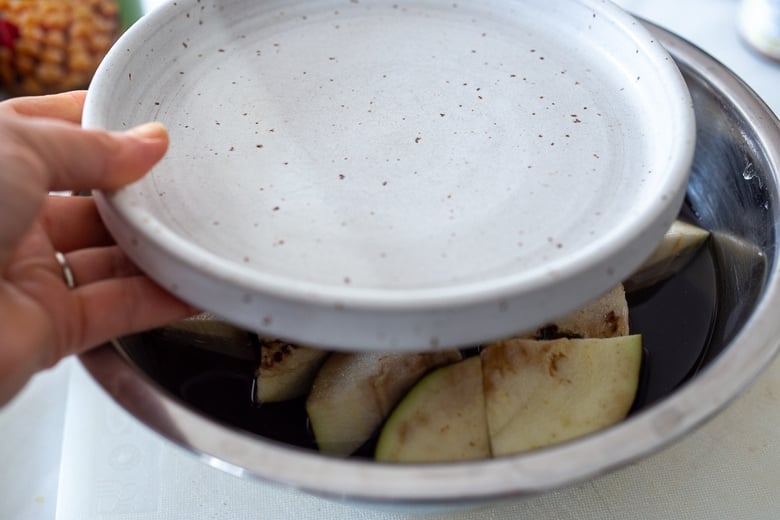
[54,251,77,289]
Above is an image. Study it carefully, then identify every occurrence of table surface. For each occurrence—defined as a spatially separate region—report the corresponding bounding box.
[2,1,780,519]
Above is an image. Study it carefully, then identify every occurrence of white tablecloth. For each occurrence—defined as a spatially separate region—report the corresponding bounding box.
[2,1,780,518]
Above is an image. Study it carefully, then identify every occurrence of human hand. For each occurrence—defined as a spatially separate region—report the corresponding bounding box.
[0,91,195,406]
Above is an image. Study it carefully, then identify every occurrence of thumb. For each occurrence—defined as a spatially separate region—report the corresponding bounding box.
[5,118,169,193]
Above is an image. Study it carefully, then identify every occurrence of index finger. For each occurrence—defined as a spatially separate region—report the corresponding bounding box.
[0,91,87,124]
[41,195,115,252]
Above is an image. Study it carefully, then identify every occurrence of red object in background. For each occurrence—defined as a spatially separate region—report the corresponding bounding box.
[0,18,19,51]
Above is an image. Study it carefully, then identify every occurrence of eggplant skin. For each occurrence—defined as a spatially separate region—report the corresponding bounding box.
[306,350,462,457]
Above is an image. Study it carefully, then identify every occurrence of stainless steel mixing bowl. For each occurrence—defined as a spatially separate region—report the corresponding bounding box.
[79,22,780,507]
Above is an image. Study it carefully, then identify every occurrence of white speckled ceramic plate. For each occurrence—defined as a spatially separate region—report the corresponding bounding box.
[85,0,695,351]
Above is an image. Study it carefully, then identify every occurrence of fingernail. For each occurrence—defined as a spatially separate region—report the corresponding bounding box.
[127,121,168,140]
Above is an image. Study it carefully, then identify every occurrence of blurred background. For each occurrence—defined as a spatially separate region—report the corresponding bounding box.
[0,0,148,98]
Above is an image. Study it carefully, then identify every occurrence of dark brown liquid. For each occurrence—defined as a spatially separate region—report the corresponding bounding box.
[121,207,718,456]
